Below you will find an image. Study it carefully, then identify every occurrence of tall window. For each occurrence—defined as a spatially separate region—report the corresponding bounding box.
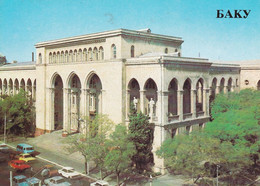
[38,53,42,64]
[131,45,134,58]
[93,47,98,60]
[111,44,116,59]
[165,48,168,54]
[99,47,104,60]
[49,52,52,64]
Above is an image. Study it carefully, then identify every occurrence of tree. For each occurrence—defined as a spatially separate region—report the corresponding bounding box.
[63,114,113,178]
[128,112,154,172]
[157,89,260,184]
[105,124,136,186]
[0,89,35,136]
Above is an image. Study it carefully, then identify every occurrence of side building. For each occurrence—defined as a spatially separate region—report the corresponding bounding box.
[0,28,259,172]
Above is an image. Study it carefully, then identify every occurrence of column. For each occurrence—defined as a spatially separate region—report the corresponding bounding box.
[49,88,55,131]
[32,85,36,101]
[224,86,228,94]
[177,90,183,121]
[140,90,145,113]
[191,89,197,118]
[125,89,130,119]
[215,86,220,94]
[203,88,210,116]
[231,85,235,92]
[62,88,71,136]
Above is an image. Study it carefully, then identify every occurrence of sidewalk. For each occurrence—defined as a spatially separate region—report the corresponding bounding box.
[2,131,188,185]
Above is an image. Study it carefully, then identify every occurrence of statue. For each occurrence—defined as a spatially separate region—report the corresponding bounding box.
[149,98,155,117]
[133,97,138,110]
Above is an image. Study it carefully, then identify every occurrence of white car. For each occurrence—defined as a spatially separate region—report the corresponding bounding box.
[44,176,71,186]
[58,167,81,179]
[90,180,110,186]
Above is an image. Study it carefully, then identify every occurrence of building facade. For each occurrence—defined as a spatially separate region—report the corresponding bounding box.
[0,28,259,172]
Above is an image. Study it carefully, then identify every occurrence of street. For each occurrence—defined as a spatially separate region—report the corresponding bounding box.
[0,150,91,186]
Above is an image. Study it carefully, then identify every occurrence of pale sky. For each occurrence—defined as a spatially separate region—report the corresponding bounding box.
[0,0,259,62]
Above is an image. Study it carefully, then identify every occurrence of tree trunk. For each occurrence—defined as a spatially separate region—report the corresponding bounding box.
[84,160,88,174]
[117,172,120,186]
[100,169,103,180]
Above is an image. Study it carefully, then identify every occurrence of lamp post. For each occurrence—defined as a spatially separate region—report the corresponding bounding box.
[216,164,220,186]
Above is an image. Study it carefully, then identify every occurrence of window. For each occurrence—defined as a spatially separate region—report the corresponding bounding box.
[236,79,239,86]
[99,47,104,60]
[38,53,42,64]
[111,44,116,59]
[49,52,52,63]
[131,45,134,57]
[245,80,249,85]
[165,48,168,54]
[88,48,93,61]
[93,47,98,60]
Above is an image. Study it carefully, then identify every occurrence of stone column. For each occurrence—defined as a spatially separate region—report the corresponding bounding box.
[125,89,130,120]
[231,85,235,92]
[216,86,220,94]
[191,89,197,118]
[224,86,228,94]
[177,90,183,121]
[139,90,145,113]
[49,88,55,131]
[32,85,36,101]
[62,88,71,136]
[203,88,210,116]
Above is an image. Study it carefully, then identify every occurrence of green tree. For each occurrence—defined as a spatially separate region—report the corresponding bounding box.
[157,89,260,184]
[0,89,35,136]
[105,124,136,186]
[128,111,154,172]
[64,114,113,178]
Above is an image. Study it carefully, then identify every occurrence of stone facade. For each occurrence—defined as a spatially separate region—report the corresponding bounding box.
[0,28,259,172]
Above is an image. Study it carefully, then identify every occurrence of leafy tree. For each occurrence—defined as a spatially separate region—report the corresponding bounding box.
[105,124,136,186]
[63,114,113,177]
[128,111,154,172]
[157,89,260,184]
[0,89,35,136]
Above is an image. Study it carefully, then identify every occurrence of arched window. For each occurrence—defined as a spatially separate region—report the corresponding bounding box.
[88,48,93,61]
[78,49,82,62]
[38,53,42,64]
[57,52,60,63]
[165,48,168,54]
[83,48,87,61]
[93,47,98,60]
[99,47,104,60]
[49,52,52,64]
[131,45,135,58]
[61,51,64,63]
[53,52,56,63]
[73,50,77,62]
[65,51,69,63]
[69,50,73,62]
[111,44,116,59]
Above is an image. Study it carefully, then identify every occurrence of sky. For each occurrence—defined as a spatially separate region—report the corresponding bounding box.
[0,0,259,62]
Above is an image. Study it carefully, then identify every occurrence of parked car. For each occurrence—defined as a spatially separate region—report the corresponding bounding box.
[23,177,43,186]
[8,160,31,171]
[58,167,81,179]
[12,175,27,185]
[90,180,110,186]
[0,143,10,153]
[16,144,40,157]
[44,176,71,186]
[18,153,36,162]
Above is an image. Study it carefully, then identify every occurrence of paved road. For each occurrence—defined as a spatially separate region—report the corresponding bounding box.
[0,150,91,186]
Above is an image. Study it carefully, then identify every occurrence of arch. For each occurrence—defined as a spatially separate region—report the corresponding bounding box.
[49,52,52,64]
[53,52,56,63]
[87,74,103,116]
[219,78,225,93]
[168,78,178,116]
[20,79,25,91]
[73,49,77,62]
[131,45,135,58]
[93,47,98,61]
[14,79,19,95]
[83,48,87,61]
[3,79,7,95]
[9,79,13,95]
[144,78,158,116]
[38,53,42,64]
[183,78,191,114]
[57,51,60,63]
[78,49,82,62]
[88,48,93,61]
[196,78,204,112]
[27,79,32,98]
[257,80,260,90]
[99,46,104,60]
[111,44,116,59]
[65,50,69,63]
[52,74,64,130]
[60,51,64,63]
[67,73,81,132]
[69,50,73,62]
[128,78,140,112]
[227,78,232,92]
